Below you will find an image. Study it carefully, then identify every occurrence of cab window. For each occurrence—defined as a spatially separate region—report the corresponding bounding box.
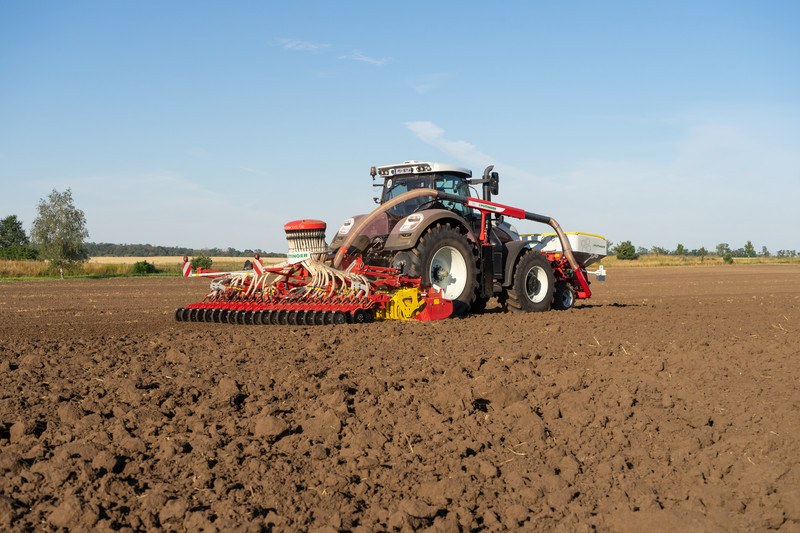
[434,174,472,218]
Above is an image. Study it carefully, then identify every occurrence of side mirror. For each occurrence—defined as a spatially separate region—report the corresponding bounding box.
[490,171,499,196]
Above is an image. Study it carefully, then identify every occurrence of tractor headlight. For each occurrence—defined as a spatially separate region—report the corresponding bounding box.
[338,218,355,235]
[398,213,424,232]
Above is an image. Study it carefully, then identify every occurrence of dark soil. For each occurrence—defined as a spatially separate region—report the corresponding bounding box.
[1,265,799,531]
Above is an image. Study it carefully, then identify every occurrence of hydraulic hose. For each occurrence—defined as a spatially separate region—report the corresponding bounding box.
[333,188,444,269]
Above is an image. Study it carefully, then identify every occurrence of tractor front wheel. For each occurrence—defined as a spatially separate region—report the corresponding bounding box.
[507,250,555,312]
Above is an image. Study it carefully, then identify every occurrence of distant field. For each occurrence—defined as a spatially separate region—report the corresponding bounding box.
[87,256,286,267]
[3,254,797,280]
[1,256,287,279]
[597,254,799,268]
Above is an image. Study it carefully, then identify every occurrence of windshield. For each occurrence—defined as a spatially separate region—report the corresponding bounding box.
[382,176,434,218]
[381,173,473,219]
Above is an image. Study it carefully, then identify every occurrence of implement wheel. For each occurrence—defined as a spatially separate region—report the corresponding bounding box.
[507,250,555,313]
[552,281,576,310]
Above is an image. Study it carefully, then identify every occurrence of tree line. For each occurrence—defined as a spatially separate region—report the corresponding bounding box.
[85,242,283,258]
[613,240,797,261]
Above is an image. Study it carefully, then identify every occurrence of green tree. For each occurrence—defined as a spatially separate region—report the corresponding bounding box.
[723,252,733,264]
[615,240,637,260]
[132,260,157,274]
[31,188,89,279]
[675,243,685,256]
[651,246,668,256]
[0,215,39,259]
[761,246,770,257]
[699,246,707,262]
[0,215,29,247]
[744,241,756,257]
[716,243,730,256]
[192,254,213,269]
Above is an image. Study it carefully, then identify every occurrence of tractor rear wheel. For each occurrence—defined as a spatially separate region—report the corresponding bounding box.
[507,250,555,312]
[403,223,479,316]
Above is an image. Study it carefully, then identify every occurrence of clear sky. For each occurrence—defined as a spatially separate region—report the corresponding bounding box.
[1,1,798,254]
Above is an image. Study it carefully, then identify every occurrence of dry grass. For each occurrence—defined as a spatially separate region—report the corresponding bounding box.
[0,259,52,278]
[3,253,797,280]
[597,254,800,268]
[1,256,287,279]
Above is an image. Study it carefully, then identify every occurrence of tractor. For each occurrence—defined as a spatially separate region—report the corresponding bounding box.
[329,161,606,315]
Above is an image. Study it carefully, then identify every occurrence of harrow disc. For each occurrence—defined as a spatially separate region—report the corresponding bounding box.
[277,310,288,325]
[333,311,347,325]
[352,308,372,324]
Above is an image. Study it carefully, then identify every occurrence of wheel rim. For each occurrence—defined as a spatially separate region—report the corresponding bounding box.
[525,266,549,303]
[429,245,468,300]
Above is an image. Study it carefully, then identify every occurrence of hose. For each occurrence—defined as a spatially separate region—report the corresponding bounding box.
[332,188,585,280]
[333,188,444,269]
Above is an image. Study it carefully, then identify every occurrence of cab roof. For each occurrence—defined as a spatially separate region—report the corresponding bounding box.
[375,161,472,178]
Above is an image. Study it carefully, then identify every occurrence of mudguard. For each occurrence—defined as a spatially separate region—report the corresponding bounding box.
[502,239,535,287]
[383,209,477,252]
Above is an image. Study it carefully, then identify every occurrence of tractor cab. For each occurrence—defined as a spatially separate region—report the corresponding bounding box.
[373,161,475,221]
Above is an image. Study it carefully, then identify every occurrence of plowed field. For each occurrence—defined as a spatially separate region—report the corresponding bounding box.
[1,265,799,532]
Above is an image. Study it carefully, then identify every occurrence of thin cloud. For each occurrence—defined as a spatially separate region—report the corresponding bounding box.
[408,73,449,94]
[404,120,568,196]
[277,38,329,52]
[241,166,268,176]
[405,121,492,168]
[337,50,388,66]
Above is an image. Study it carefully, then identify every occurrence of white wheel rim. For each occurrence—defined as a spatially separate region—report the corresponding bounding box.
[429,245,468,300]
[525,266,548,303]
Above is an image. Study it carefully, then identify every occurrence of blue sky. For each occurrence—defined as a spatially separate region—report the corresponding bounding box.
[1,1,798,253]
